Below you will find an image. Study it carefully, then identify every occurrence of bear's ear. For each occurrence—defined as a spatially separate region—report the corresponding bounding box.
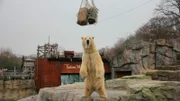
[81,37,83,40]
[92,37,94,39]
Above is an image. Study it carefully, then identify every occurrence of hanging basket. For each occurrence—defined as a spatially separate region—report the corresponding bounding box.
[77,0,91,26]
[77,7,88,26]
[88,7,98,24]
[87,0,98,25]
[76,0,98,26]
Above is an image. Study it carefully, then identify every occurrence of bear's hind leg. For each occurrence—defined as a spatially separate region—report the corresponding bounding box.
[83,80,93,98]
[96,86,107,98]
[83,87,93,98]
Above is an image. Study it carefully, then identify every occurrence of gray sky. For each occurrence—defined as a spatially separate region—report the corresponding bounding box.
[0,0,160,56]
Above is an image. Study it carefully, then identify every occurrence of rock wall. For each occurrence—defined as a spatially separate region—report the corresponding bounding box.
[156,39,180,66]
[111,38,180,76]
[0,79,37,101]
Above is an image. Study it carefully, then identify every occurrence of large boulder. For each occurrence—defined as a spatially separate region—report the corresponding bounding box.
[35,82,128,101]
[18,75,180,101]
[128,81,180,101]
[106,74,180,101]
[105,75,151,89]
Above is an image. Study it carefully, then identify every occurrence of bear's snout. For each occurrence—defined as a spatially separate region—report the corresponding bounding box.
[86,39,90,45]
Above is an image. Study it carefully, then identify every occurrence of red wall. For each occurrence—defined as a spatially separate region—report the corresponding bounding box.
[35,59,61,89]
[34,58,111,89]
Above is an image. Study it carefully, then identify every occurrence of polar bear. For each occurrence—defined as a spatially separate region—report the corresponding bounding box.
[80,35,107,98]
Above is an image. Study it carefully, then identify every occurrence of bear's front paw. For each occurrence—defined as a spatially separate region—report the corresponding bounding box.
[80,70,87,78]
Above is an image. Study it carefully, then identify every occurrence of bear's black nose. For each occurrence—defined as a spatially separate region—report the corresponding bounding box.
[86,40,89,45]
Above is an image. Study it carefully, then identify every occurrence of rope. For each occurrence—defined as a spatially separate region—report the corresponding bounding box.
[91,0,98,11]
[79,0,84,10]
[77,0,85,17]
[91,0,95,7]
[99,0,154,23]
[79,0,91,10]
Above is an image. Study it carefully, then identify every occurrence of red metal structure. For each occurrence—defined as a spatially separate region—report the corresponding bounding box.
[34,56,111,89]
[35,42,131,90]
[35,42,112,90]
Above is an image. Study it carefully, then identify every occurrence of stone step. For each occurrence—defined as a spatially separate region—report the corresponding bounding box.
[156,65,180,70]
[145,70,180,81]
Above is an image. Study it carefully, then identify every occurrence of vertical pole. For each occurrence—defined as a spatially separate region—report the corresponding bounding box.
[155,40,157,69]
[37,45,39,58]
[48,36,50,58]
[110,58,115,79]
[14,67,16,76]
[111,66,115,79]
[177,0,180,14]
[48,36,50,45]
[44,44,45,58]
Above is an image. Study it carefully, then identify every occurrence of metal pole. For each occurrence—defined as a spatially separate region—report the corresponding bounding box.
[14,67,16,76]
[155,40,157,69]
[177,0,180,14]
[48,36,50,45]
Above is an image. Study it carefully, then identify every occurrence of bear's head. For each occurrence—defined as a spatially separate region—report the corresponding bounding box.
[81,36,96,53]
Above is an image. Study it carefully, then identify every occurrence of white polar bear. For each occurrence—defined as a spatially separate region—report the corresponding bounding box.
[80,35,107,98]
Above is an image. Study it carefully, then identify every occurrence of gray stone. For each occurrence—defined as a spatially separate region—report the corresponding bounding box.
[156,39,166,46]
[111,38,180,75]
[105,75,152,89]
[150,43,155,53]
[18,95,37,101]
[172,38,180,52]
[145,70,180,81]
[127,80,180,101]
[156,53,174,67]
[142,56,149,69]
[156,46,174,58]
[18,74,180,101]
[0,92,3,99]
[36,84,127,101]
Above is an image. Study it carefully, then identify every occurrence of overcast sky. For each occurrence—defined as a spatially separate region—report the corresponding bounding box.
[0,0,161,56]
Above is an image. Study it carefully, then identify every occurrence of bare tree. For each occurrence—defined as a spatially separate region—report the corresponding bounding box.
[123,35,137,49]
[99,38,125,60]
[156,0,180,17]
[113,38,125,53]
[156,0,180,34]
[99,47,111,59]
[0,48,21,70]
[135,16,177,42]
